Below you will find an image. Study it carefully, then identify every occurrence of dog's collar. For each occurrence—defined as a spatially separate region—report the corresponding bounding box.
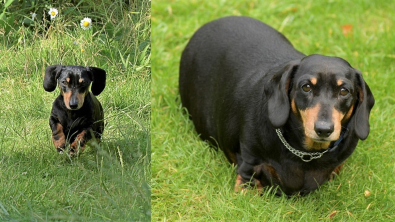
[275,126,349,162]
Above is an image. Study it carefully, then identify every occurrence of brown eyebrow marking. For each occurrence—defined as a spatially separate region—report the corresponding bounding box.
[66,78,70,83]
[63,91,72,109]
[310,77,317,85]
[79,78,84,83]
[299,103,320,136]
[337,79,343,86]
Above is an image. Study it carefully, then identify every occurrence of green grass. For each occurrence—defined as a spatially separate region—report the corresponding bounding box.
[0,0,150,221]
[152,0,395,220]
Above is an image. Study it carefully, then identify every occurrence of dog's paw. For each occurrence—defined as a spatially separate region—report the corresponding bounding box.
[56,147,65,154]
[234,174,245,192]
[68,147,77,157]
[234,174,264,193]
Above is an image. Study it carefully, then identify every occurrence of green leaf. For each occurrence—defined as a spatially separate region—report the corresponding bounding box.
[0,12,6,21]
[4,0,15,8]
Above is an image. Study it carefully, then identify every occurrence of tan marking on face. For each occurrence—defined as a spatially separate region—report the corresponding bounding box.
[76,92,86,109]
[79,78,84,83]
[331,108,343,139]
[300,104,343,150]
[63,91,72,109]
[52,123,66,148]
[299,104,320,142]
[63,91,87,110]
[337,79,343,86]
[342,105,354,124]
[291,99,298,115]
[66,78,70,83]
[311,78,317,85]
[305,105,354,150]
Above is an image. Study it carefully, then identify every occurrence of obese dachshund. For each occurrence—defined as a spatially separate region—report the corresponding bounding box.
[44,65,106,156]
[179,16,374,195]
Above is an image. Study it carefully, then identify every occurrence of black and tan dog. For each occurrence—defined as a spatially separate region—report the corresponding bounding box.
[179,16,374,195]
[44,65,106,156]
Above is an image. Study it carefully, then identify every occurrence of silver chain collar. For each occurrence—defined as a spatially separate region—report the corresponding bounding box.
[275,129,329,162]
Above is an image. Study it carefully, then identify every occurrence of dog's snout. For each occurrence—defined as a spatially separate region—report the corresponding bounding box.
[69,97,79,109]
[314,121,334,138]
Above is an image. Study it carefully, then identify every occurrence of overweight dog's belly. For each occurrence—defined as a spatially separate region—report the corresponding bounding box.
[255,161,333,195]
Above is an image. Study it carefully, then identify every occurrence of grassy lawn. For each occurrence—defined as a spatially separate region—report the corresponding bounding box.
[152,0,395,221]
[0,0,150,221]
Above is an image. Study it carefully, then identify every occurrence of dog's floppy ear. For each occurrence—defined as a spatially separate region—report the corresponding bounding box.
[43,65,63,92]
[264,60,300,128]
[353,70,375,140]
[88,67,106,96]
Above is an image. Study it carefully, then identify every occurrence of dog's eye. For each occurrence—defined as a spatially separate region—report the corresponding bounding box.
[302,84,311,92]
[340,87,349,96]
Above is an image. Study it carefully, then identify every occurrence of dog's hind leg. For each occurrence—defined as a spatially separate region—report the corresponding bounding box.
[330,163,344,181]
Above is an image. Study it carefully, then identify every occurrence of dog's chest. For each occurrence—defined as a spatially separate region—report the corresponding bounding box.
[57,111,90,132]
[262,161,332,195]
[289,167,331,193]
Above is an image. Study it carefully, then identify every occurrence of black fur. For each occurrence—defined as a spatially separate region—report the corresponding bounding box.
[44,65,106,156]
[179,16,374,195]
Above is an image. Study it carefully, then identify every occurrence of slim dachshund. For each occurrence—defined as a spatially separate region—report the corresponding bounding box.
[179,16,375,195]
[43,65,106,156]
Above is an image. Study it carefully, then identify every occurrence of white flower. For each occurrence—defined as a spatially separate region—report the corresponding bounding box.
[80,17,92,30]
[30,12,37,21]
[48,8,58,20]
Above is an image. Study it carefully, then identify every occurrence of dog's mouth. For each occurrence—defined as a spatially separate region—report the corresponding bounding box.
[311,133,342,143]
[314,138,330,143]
[65,102,83,110]
[304,134,340,150]
[312,137,338,143]
[68,106,81,110]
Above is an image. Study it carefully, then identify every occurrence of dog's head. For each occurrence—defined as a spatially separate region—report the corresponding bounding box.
[43,65,106,110]
[264,54,374,150]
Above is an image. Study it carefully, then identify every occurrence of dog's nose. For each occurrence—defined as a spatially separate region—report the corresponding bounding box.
[314,121,334,138]
[69,98,79,109]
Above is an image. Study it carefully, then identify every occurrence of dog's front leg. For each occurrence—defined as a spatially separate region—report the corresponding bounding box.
[69,128,93,156]
[49,117,66,153]
[234,155,263,192]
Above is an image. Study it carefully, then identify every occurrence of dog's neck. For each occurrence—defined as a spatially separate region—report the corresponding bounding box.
[277,118,350,162]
